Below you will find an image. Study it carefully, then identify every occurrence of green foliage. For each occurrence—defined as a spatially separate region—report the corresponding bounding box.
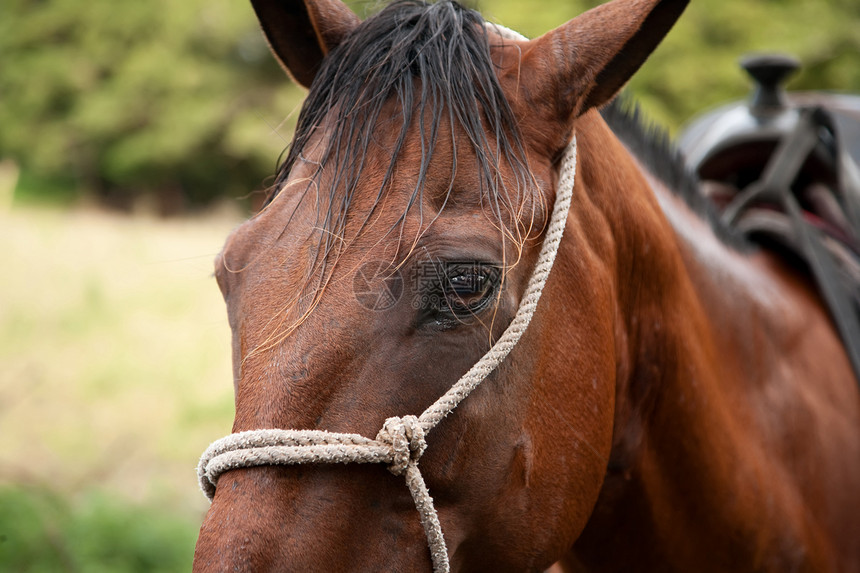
[0,485,197,572]
[1,0,858,208]
[625,0,860,132]
[0,0,299,210]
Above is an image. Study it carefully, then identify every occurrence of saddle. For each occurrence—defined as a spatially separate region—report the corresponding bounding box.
[681,54,860,379]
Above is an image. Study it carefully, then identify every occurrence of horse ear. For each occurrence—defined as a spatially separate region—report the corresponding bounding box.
[250,0,361,88]
[518,0,688,120]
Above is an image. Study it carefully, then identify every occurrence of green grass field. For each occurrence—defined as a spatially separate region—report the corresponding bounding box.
[0,205,240,571]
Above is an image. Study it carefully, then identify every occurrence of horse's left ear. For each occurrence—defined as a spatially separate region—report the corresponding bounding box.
[516,0,688,122]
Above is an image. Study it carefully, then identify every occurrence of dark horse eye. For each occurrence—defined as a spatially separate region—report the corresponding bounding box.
[417,262,501,324]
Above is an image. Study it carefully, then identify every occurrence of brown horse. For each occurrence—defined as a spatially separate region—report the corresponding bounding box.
[193,0,860,571]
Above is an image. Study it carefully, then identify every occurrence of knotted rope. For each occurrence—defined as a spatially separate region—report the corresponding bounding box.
[197,134,576,572]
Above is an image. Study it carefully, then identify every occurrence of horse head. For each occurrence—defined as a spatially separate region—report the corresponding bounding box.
[194,0,694,570]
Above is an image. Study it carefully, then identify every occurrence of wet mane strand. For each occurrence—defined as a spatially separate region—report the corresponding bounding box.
[252,0,536,354]
[268,0,534,253]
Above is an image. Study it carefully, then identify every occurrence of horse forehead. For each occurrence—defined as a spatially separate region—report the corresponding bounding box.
[217,193,300,273]
[217,86,540,283]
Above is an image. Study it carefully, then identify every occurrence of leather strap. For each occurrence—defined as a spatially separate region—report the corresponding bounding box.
[722,107,860,382]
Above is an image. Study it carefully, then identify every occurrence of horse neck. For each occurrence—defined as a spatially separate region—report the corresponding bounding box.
[562,112,858,570]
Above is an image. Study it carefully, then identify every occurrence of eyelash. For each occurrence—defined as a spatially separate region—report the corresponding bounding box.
[417,263,500,323]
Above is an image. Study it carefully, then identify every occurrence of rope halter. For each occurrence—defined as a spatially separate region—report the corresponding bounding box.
[200,28,574,570]
[197,134,576,572]
[378,415,427,476]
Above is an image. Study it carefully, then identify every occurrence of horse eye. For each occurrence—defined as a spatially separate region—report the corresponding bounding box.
[417,262,500,323]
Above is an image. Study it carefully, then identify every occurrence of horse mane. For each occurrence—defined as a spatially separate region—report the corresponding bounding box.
[267,1,746,261]
[253,0,535,354]
[267,0,534,260]
[260,1,746,344]
[601,97,748,250]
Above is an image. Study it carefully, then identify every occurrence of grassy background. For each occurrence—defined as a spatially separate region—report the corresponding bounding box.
[1,0,857,569]
[0,205,239,570]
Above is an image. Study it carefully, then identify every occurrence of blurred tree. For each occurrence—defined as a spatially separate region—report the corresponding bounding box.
[0,0,302,212]
[625,0,860,131]
[0,0,857,211]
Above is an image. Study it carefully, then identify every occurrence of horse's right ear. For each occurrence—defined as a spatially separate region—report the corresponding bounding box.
[250,0,361,88]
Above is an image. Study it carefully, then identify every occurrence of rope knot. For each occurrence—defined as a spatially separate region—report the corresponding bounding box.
[376,415,426,476]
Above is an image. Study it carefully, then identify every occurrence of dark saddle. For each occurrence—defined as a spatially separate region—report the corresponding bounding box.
[679,54,860,379]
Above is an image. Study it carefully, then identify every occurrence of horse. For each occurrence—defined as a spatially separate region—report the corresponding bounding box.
[193,0,860,570]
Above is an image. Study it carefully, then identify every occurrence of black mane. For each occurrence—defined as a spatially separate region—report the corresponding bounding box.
[268,0,741,262]
[601,97,746,249]
[269,0,533,266]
